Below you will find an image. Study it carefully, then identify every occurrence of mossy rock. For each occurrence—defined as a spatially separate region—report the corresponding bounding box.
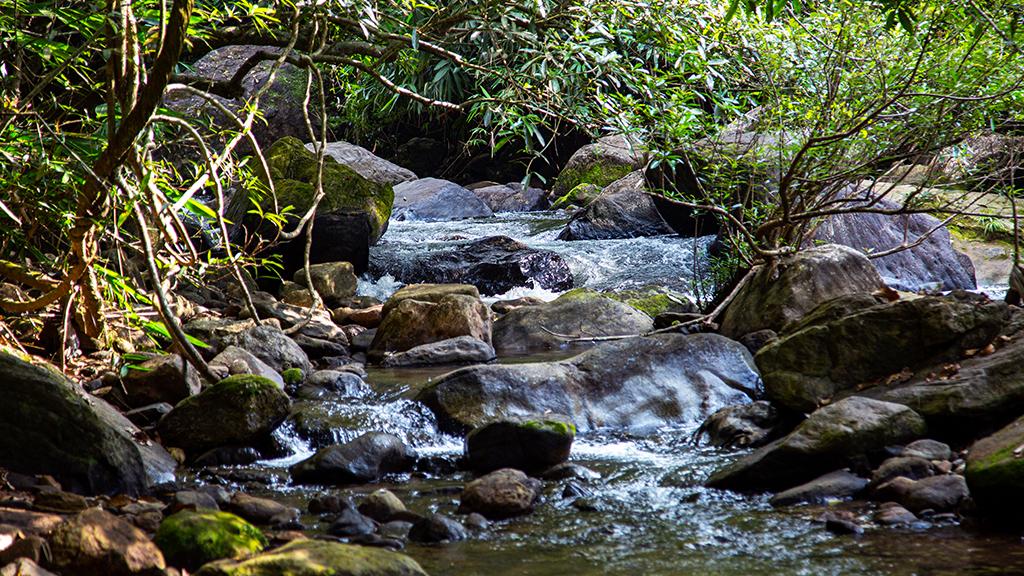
[466,415,575,474]
[194,538,428,576]
[156,510,266,571]
[551,135,645,198]
[966,414,1024,515]
[554,287,694,320]
[281,368,304,387]
[550,182,602,210]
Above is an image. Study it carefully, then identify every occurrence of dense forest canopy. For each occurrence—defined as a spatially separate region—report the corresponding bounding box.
[1,0,1023,356]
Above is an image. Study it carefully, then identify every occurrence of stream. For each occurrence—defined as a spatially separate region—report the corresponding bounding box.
[199,211,1022,575]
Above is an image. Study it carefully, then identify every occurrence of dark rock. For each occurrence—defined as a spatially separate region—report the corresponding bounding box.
[557,172,673,240]
[392,137,446,178]
[192,539,427,575]
[718,244,883,339]
[392,178,493,221]
[540,463,601,482]
[120,354,201,408]
[123,403,173,429]
[965,414,1024,516]
[192,446,262,467]
[227,493,298,526]
[902,439,953,461]
[380,336,495,367]
[157,375,291,454]
[307,141,417,186]
[458,469,542,520]
[31,490,88,514]
[696,401,779,449]
[492,290,653,354]
[0,351,176,496]
[471,183,548,212]
[303,370,369,396]
[380,520,414,540]
[464,513,489,531]
[869,456,937,488]
[293,261,358,306]
[706,397,927,493]
[370,235,573,295]
[328,505,376,537]
[408,514,468,543]
[562,480,593,499]
[738,329,778,355]
[290,432,415,485]
[292,335,349,361]
[466,415,575,474]
[169,490,219,512]
[875,475,969,513]
[770,469,869,507]
[209,346,285,389]
[757,292,1007,413]
[874,502,918,526]
[420,333,759,434]
[48,508,166,576]
[357,489,406,522]
[823,512,863,535]
[370,290,491,360]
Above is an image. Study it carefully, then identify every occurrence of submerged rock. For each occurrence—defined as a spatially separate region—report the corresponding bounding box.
[706,397,927,493]
[419,333,760,433]
[557,171,673,240]
[370,235,573,295]
[290,432,415,485]
[193,539,428,576]
[458,469,542,519]
[466,416,575,474]
[154,510,266,571]
[492,290,653,354]
[0,350,176,496]
[392,177,493,221]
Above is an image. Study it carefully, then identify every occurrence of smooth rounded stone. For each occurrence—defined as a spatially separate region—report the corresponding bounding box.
[333,305,383,329]
[492,290,652,354]
[154,510,266,571]
[370,293,492,361]
[874,502,918,526]
[120,354,201,408]
[369,235,573,296]
[393,177,493,221]
[306,141,417,186]
[215,324,313,376]
[463,513,490,531]
[458,469,542,520]
[0,350,176,496]
[49,508,166,576]
[540,463,601,482]
[170,490,220,512]
[823,512,864,535]
[198,486,232,507]
[696,401,779,449]
[466,416,575,474]
[208,346,285,389]
[358,489,406,522]
[290,433,415,485]
[227,493,298,526]
[706,397,927,493]
[551,134,646,200]
[158,375,291,455]
[875,475,970,513]
[0,559,55,576]
[280,281,314,307]
[419,333,759,434]
[718,244,884,339]
[292,335,349,361]
[758,292,1007,414]
[303,370,369,397]
[193,538,428,576]
[770,469,869,507]
[558,172,673,240]
[471,182,547,213]
[380,336,496,368]
[328,506,377,537]
[902,439,953,461]
[869,456,937,488]
[408,514,468,543]
[380,521,414,540]
[293,262,358,306]
[381,284,482,314]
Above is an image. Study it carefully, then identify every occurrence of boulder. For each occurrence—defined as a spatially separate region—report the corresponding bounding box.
[936,132,1024,188]
[903,439,953,461]
[193,539,427,576]
[492,290,652,354]
[293,262,358,305]
[600,285,698,318]
[392,177,493,221]
[306,141,417,186]
[209,346,284,389]
[216,324,313,376]
[706,397,927,492]
[769,469,869,507]
[164,45,317,153]
[965,414,1024,515]
[302,369,369,397]
[290,432,415,485]
[419,333,760,433]
[810,187,976,291]
[696,401,779,449]
[380,336,496,367]
[227,493,299,526]
[157,375,291,454]
[551,134,646,200]
[358,489,406,522]
[874,474,969,513]
[369,235,573,295]
[557,172,673,240]
[120,353,201,408]
[227,136,394,275]
[466,416,575,474]
[154,510,266,571]
[408,514,468,543]
[718,244,883,338]
[756,292,1007,413]
[0,350,176,496]
[48,508,166,576]
[471,182,548,212]
[370,293,491,360]
[458,469,542,519]
[870,456,938,487]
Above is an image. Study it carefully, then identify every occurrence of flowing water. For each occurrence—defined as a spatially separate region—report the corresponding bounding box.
[208,212,1022,575]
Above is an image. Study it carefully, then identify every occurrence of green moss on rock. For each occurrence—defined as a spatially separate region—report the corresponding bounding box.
[281,368,304,386]
[553,163,634,200]
[521,419,576,437]
[156,510,266,571]
[966,415,1024,514]
[194,538,428,576]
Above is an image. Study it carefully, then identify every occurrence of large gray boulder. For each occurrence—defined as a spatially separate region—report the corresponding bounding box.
[757,292,1007,413]
[557,171,674,240]
[706,396,927,493]
[0,350,176,496]
[306,141,417,186]
[370,289,492,361]
[471,182,548,212]
[492,289,653,354]
[718,244,884,339]
[418,333,760,433]
[392,177,493,221]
